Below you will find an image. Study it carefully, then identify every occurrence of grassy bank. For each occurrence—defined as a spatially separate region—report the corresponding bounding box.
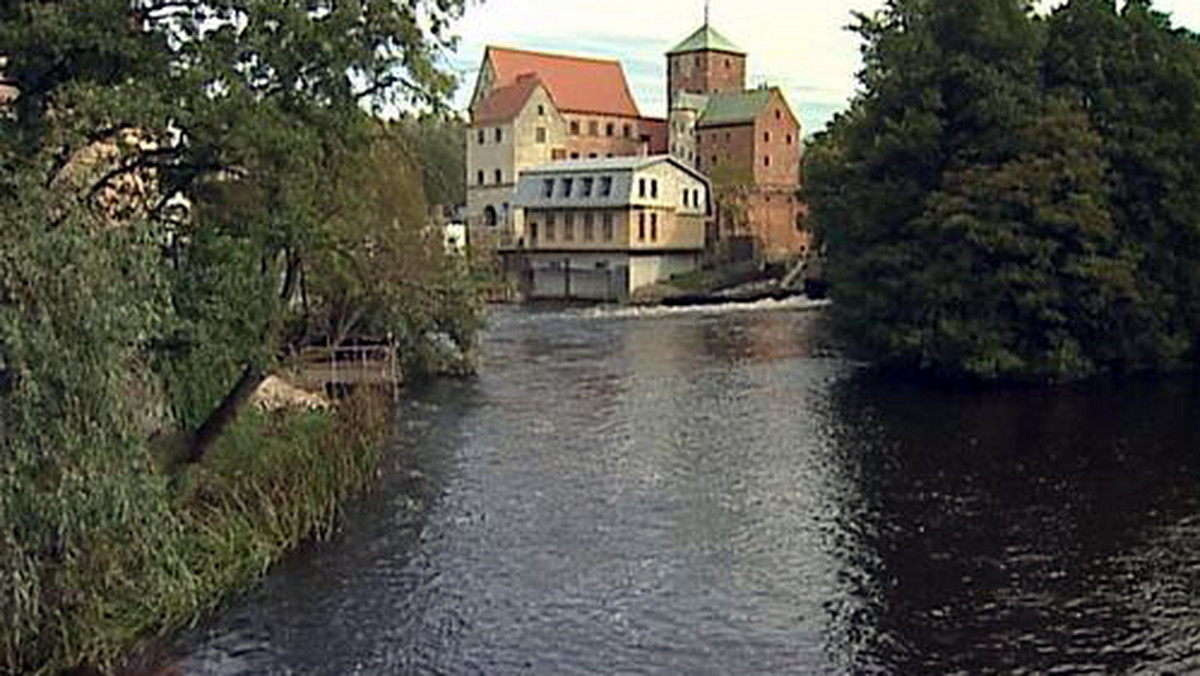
[1,388,392,676]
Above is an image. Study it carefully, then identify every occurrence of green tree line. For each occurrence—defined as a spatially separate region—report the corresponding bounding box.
[0,1,475,672]
[805,0,1200,382]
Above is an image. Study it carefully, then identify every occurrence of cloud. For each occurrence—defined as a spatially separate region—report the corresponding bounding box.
[446,0,1200,133]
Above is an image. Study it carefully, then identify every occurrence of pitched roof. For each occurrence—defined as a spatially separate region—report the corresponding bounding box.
[472,76,541,125]
[667,25,746,56]
[698,89,774,127]
[485,46,641,118]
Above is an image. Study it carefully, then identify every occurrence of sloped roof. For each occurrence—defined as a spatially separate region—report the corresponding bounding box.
[485,46,641,118]
[698,89,774,127]
[472,76,541,125]
[668,25,746,56]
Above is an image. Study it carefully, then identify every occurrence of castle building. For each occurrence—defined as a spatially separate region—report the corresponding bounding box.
[666,24,808,262]
[465,21,808,265]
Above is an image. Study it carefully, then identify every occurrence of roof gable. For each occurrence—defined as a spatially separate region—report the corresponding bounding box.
[472,76,543,125]
[484,46,641,119]
[668,25,746,56]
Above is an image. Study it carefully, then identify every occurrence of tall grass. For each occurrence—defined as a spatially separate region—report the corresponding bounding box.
[1,387,392,676]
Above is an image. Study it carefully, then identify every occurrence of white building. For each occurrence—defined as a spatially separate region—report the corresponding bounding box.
[509,155,711,301]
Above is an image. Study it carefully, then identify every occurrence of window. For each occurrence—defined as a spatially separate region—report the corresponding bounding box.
[623,124,632,138]
[606,123,614,137]
[638,212,646,241]
[602,213,614,241]
[638,178,646,198]
[545,216,556,242]
[776,109,782,120]
[477,129,485,144]
[570,120,580,135]
[552,148,567,160]
[538,104,545,116]
[536,127,547,144]
[600,176,613,197]
[694,56,700,67]
[494,169,503,184]
[484,205,498,227]
[561,178,574,197]
[570,152,580,159]
[682,190,689,208]
[542,179,555,198]
[477,170,485,186]
[563,213,575,241]
[588,153,597,158]
[725,132,731,142]
[764,131,771,143]
[711,155,718,165]
[529,221,538,243]
[725,58,731,68]
[650,213,658,242]
[583,213,595,242]
[495,128,503,142]
[787,134,794,145]
[764,155,771,167]
[589,120,599,136]
[651,180,658,199]
[581,177,594,198]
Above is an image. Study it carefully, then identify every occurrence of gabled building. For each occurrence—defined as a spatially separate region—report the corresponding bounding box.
[466,47,668,248]
[666,24,807,262]
[510,155,710,301]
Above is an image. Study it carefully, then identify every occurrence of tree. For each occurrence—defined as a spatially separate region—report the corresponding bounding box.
[806,0,1190,382]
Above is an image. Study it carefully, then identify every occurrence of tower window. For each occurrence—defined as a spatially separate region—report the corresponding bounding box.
[495,169,503,184]
[477,170,484,186]
[764,156,771,167]
[764,131,771,143]
[725,59,731,68]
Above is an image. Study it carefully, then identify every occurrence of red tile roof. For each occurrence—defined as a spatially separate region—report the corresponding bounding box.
[473,75,541,126]
[485,46,641,119]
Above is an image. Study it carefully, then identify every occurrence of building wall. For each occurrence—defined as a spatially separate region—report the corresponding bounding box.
[561,113,646,158]
[752,90,802,187]
[629,253,702,291]
[668,108,699,167]
[668,51,746,106]
[466,118,515,236]
[696,123,756,183]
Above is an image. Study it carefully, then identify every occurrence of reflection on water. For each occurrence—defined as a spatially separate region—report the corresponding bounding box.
[175,305,1200,675]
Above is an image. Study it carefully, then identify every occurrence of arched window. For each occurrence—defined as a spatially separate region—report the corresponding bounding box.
[483,205,498,227]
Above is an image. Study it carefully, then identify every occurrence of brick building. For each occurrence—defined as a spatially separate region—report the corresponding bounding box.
[466,21,807,263]
[666,24,808,262]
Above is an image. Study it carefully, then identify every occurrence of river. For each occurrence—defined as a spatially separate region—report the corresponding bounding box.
[175,302,1200,675]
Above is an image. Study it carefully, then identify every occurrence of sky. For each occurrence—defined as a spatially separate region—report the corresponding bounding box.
[442,0,1200,135]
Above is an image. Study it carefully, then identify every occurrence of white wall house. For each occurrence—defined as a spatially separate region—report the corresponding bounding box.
[509,155,711,301]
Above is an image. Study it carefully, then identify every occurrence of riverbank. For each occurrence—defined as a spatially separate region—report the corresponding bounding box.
[3,386,393,676]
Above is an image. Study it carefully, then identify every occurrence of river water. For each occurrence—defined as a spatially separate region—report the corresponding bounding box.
[176,302,1200,675]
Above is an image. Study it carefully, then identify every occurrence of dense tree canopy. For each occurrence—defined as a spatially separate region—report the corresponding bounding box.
[806,0,1200,382]
[0,1,477,672]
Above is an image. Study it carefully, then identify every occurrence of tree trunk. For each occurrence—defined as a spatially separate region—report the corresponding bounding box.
[183,364,266,465]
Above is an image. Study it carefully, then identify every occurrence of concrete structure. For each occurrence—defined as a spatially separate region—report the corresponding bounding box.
[666,24,808,262]
[466,47,668,249]
[508,156,710,301]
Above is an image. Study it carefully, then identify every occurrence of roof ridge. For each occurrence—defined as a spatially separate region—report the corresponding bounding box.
[487,45,622,66]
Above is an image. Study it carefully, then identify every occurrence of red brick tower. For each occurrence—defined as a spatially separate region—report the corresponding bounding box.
[666,23,746,113]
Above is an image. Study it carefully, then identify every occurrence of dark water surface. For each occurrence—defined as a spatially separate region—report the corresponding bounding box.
[176,303,1200,675]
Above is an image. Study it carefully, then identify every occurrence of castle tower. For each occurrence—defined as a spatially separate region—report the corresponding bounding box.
[666,23,746,112]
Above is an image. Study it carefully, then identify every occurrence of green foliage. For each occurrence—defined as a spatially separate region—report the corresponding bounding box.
[0,0,477,672]
[806,0,1200,382]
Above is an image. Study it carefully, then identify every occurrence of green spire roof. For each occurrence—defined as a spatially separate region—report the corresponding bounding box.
[667,24,746,56]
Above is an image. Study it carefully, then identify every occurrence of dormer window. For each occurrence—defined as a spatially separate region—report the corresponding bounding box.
[561,178,574,198]
[581,177,594,198]
[600,176,613,197]
[542,179,554,198]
